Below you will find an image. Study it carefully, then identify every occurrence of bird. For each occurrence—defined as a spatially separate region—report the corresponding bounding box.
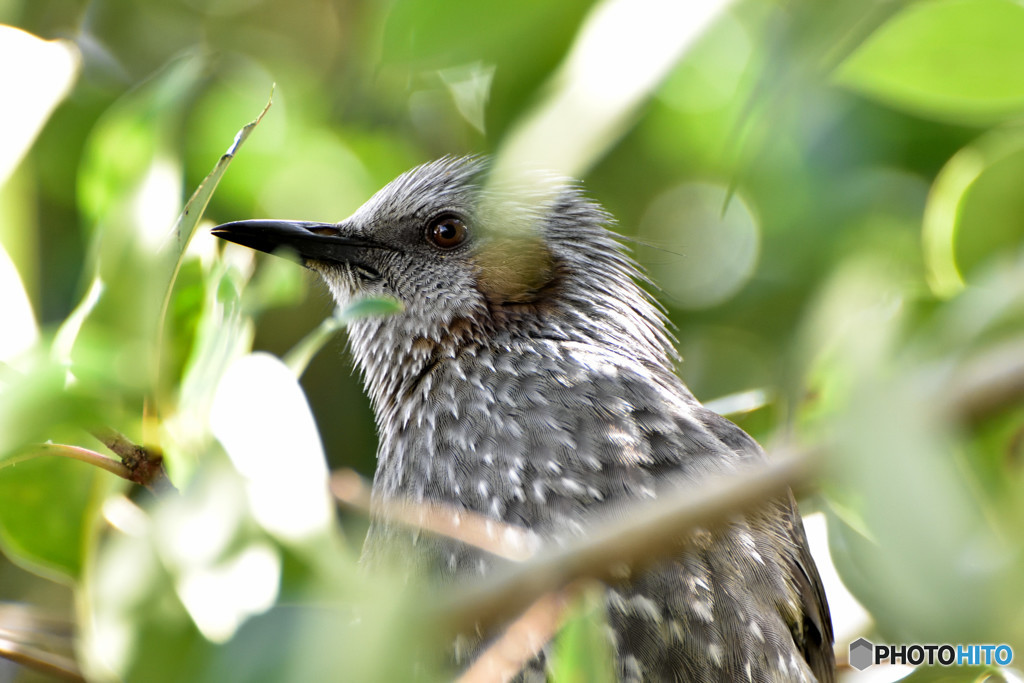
[213,155,834,682]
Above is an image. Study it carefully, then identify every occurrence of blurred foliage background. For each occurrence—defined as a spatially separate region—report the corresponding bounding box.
[1,0,1023,680]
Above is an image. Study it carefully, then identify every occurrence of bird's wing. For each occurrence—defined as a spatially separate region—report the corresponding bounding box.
[526,345,836,680]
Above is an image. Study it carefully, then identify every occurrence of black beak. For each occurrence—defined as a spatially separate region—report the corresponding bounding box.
[211,220,386,271]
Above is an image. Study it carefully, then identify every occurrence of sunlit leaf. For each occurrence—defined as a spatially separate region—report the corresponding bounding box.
[161,260,254,482]
[81,452,430,682]
[0,26,80,186]
[494,0,730,181]
[836,0,1024,124]
[0,242,39,364]
[70,55,206,399]
[81,477,211,681]
[210,352,334,544]
[923,128,1024,297]
[158,90,273,354]
[0,456,109,582]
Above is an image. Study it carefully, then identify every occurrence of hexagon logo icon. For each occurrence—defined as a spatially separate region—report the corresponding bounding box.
[849,638,874,671]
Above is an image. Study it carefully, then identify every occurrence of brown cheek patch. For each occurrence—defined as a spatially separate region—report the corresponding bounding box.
[471,234,555,305]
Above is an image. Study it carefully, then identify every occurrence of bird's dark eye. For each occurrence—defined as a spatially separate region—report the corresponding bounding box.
[427,215,468,249]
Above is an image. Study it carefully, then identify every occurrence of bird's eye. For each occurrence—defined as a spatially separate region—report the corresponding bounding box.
[427,215,468,250]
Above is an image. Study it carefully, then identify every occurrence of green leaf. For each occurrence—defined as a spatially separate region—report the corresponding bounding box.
[550,593,615,683]
[0,455,109,582]
[69,55,207,400]
[380,0,596,142]
[157,90,274,357]
[0,357,103,464]
[78,55,203,228]
[923,128,1024,297]
[836,0,1024,124]
[0,26,80,186]
[161,261,254,482]
[799,258,1019,644]
[80,454,432,682]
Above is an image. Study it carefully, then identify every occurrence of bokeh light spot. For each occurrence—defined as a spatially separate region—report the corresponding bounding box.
[638,182,760,309]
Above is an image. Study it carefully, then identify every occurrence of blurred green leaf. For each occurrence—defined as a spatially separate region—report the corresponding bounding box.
[380,0,596,140]
[0,357,103,463]
[81,456,439,682]
[338,295,404,321]
[802,257,1022,646]
[836,0,1024,124]
[162,260,254,481]
[923,128,1024,297]
[0,25,80,186]
[69,55,207,400]
[550,593,615,683]
[0,456,109,582]
[160,90,273,331]
[78,54,203,228]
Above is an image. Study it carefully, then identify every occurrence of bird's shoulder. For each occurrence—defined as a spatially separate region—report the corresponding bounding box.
[393,338,763,509]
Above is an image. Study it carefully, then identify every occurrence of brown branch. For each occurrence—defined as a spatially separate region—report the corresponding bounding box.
[456,587,578,683]
[331,469,541,562]
[0,363,175,492]
[20,444,132,479]
[431,449,817,635]
[944,338,1024,426]
[0,637,83,682]
[90,428,176,494]
[0,604,80,682]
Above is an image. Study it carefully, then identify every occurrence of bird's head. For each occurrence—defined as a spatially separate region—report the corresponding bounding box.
[213,156,673,399]
[215,157,556,329]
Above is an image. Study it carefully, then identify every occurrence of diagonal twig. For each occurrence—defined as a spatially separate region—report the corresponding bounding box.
[0,603,81,682]
[431,449,818,635]
[456,587,578,683]
[331,469,542,562]
[944,338,1024,426]
[0,637,83,682]
[90,428,176,494]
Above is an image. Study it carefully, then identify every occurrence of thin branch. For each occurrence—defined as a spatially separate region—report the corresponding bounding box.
[945,338,1024,426]
[90,428,176,494]
[431,449,817,635]
[11,444,132,480]
[331,469,541,562]
[0,364,171,490]
[456,587,577,683]
[0,637,83,681]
